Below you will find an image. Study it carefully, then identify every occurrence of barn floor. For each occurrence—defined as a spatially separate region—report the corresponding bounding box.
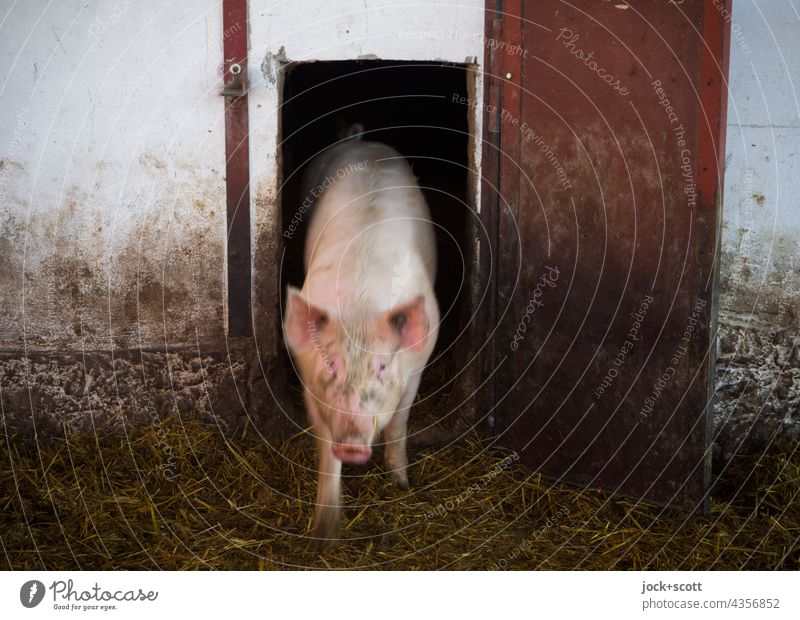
[1,414,797,570]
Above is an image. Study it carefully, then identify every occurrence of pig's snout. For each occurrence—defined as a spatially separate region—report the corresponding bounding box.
[330,403,375,463]
[331,439,373,464]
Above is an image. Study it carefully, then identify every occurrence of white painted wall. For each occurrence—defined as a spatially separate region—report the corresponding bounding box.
[2,0,795,345]
[247,0,484,354]
[0,0,485,352]
[0,0,228,349]
[720,0,800,317]
[712,0,800,455]
[1,0,795,443]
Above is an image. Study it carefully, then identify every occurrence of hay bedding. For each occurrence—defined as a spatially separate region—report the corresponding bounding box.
[1,414,797,570]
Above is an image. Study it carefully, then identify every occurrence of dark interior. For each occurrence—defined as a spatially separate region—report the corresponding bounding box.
[279,60,472,436]
[280,60,472,436]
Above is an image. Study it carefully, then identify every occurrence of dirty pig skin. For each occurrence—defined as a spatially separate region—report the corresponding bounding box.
[283,130,440,547]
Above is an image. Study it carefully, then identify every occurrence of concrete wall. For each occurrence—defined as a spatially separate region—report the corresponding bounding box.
[0,0,484,434]
[1,0,796,460]
[0,0,227,351]
[715,0,800,461]
[246,0,485,362]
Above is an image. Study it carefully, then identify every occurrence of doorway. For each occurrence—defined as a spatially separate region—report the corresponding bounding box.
[279,60,479,441]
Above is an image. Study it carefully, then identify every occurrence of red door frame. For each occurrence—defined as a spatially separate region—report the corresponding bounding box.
[222,0,252,337]
[482,0,731,510]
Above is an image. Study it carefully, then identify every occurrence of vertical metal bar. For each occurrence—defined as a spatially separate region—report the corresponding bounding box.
[490,0,523,436]
[698,0,733,510]
[496,0,523,315]
[697,0,732,210]
[223,0,251,337]
[479,1,504,431]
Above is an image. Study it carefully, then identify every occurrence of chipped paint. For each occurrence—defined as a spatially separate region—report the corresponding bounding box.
[260,46,287,86]
[1,0,797,463]
[2,0,797,468]
[0,0,485,437]
[715,0,800,459]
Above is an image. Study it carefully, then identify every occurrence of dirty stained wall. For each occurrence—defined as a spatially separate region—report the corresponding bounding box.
[0,0,227,351]
[247,0,485,370]
[1,0,796,461]
[715,0,800,461]
[0,0,485,434]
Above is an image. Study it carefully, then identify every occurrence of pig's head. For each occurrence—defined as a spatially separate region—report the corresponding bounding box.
[284,286,429,464]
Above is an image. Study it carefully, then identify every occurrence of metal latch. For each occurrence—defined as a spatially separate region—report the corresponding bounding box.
[221,60,247,97]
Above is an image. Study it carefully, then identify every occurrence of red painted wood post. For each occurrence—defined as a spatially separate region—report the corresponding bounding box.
[486,1,733,511]
[222,0,251,337]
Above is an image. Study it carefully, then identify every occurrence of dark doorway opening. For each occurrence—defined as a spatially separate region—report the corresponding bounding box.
[279,60,475,440]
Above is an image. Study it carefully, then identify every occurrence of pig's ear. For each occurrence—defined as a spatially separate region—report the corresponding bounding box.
[284,286,332,352]
[385,295,429,352]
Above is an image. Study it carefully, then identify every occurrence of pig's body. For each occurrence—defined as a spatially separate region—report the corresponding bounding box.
[284,137,439,545]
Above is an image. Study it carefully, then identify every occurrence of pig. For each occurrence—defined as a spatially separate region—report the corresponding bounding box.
[283,131,439,546]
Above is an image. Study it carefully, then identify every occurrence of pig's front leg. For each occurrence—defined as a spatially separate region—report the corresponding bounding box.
[305,391,342,547]
[313,431,342,546]
[383,372,421,490]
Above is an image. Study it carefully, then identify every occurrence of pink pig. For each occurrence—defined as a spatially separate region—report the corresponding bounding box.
[283,133,439,546]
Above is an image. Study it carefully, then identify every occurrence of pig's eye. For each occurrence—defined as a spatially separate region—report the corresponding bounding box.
[379,362,386,373]
[390,312,406,332]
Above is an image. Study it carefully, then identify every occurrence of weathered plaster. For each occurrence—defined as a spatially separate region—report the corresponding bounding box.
[246,0,485,362]
[0,0,228,351]
[0,0,485,437]
[714,0,800,460]
[4,0,795,462]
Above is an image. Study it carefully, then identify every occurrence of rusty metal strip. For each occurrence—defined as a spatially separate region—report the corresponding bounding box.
[478,1,504,430]
[495,0,523,335]
[222,0,251,337]
[697,0,733,503]
[479,1,523,431]
[492,0,730,511]
[697,0,732,211]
